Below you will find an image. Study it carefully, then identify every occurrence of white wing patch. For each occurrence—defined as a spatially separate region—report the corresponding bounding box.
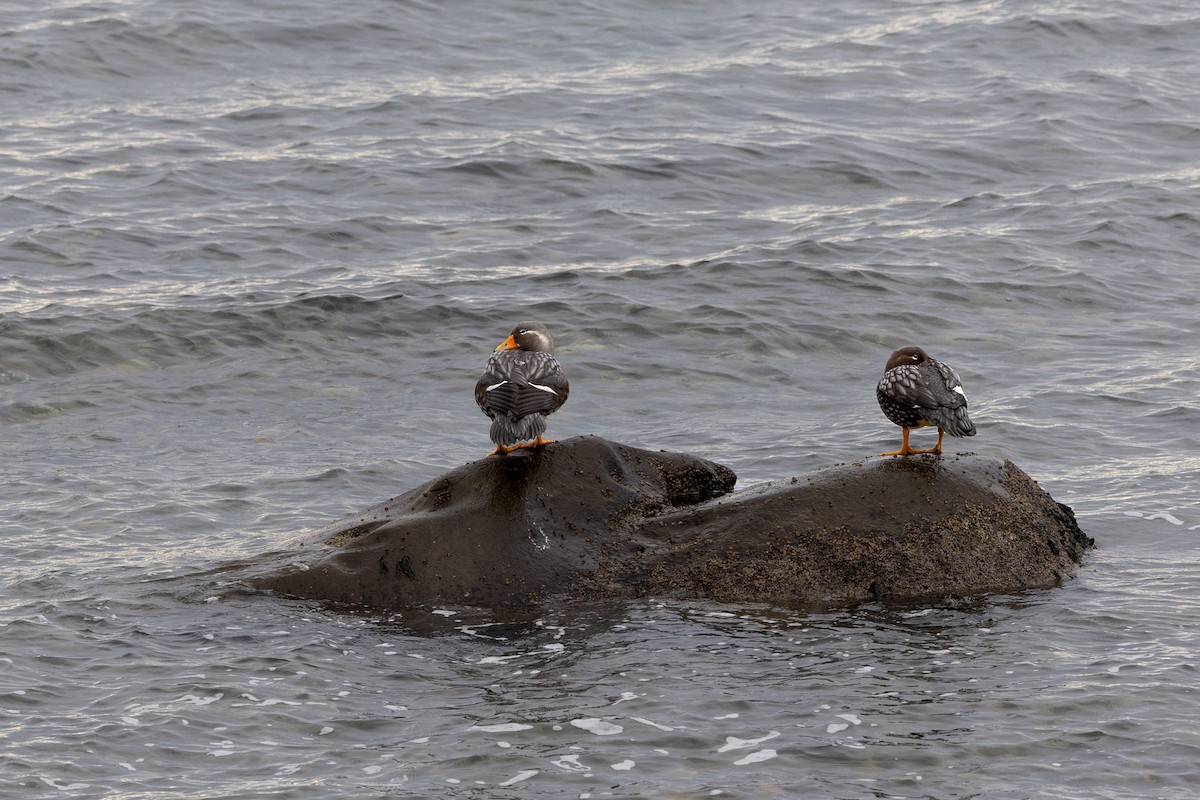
[953,386,967,399]
[529,382,558,394]
[486,381,508,391]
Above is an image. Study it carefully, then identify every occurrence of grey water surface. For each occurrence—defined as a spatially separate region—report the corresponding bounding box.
[2,0,1199,797]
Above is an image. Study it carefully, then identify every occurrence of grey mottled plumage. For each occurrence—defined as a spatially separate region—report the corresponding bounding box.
[876,346,975,456]
[475,322,569,454]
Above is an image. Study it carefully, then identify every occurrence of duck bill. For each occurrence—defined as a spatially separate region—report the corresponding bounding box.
[494,334,519,352]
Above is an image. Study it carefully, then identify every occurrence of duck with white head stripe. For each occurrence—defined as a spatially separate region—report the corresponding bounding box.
[876,346,976,456]
[474,322,570,455]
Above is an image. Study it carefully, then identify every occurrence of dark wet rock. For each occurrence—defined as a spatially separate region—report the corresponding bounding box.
[247,436,737,609]
[242,436,1091,610]
[609,453,1093,605]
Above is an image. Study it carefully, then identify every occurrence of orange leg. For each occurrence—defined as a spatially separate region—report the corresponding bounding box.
[881,428,944,457]
[906,429,944,455]
[508,434,556,451]
[881,427,915,457]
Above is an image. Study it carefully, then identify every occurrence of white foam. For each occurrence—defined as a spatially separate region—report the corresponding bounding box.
[611,760,635,771]
[718,731,779,752]
[469,723,533,733]
[40,779,90,791]
[632,717,673,731]
[499,769,538,786]
[552,754,590,772]
[570,717,623,736]
[478,655,521,664]
[733,749,777,766]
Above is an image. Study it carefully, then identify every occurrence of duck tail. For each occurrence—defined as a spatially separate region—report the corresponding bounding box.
[490,413,547,447]
[940,406,976,437]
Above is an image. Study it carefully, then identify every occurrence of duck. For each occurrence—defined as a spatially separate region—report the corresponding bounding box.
[475,321,569,455]
[876,346,976,456]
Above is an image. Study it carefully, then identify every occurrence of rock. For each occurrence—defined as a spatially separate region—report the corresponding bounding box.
[247,436,736,608]
[241,436,1091,610]
[609,453,1093,605]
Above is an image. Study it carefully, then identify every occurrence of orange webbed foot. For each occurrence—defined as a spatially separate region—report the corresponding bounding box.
[881,428,945,457]
[487,435,555,456]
